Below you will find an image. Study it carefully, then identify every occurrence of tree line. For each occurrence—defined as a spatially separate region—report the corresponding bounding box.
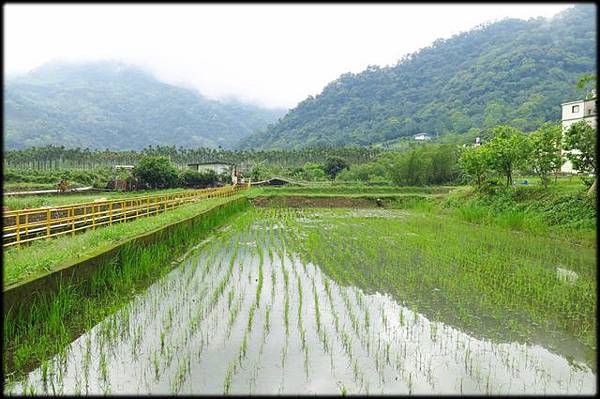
[458,121,596,189]
[3,145,383,170]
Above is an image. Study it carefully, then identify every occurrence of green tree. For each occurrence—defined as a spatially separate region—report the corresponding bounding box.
[563,120,596,175]
[577,73,596,99]
[323,156,349,179]
[133,156,179,189]
[486,125,530,186]
[180,169,217,188]
[249,163,269,181]
[302,162,326,181]
[457,146,491,188]
[529,123,563,188]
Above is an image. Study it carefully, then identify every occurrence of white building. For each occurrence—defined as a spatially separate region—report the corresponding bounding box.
[188,162,242,184]
[560,97,597,173]
[414,133,431,141]
[188,162,232,175]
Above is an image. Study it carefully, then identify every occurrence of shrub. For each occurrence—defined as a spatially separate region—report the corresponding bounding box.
[324,156,349,180]
[180,169,218,188]
[455,204,490,224]
[132,156,180,189]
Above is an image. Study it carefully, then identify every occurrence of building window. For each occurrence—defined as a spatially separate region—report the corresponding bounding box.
[572,105,580,113]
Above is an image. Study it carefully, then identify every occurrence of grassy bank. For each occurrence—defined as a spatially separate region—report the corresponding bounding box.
[4,194,245,287]
[442,184,596,246]
[4,182,76,192]
[3,197,249,378]
[3,188,194,211]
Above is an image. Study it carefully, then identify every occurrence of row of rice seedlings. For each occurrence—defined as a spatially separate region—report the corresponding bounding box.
[185,285,210,338]
[256,242,264,308]
[280,245,291,338]
[223,361,235,395]
[296,275,303,328]
[263,305,272,341]
[98,350,110,394]
[248,360,260,394]
[169,354,191,394]
[295,274,310,379]
[130,323,143,360]
[224,238,264,393]
[208,241,239,310]
[312,277,321,334]
[270,261,277,304]
[226,289,246,340]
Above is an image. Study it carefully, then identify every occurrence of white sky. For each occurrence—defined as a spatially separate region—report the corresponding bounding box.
[4,3,572,109]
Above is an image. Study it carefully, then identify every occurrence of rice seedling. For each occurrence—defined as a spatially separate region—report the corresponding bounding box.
[297,275,303,327]
[312,279,321,334]
[98,350,109,386]
[247,303,256,333]
[270,265,277,304]
[264,306,271,337]
[256,252,264,307]
[152,350,160,381]
[280,337,288,369]
[226,290,245,339]
[160,331,166,353]
[227,290,234,310]
[283,293,290,337]
[170,354,190,394]
[223,362,234,395]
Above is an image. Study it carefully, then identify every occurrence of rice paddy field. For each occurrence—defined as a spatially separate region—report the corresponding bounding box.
[4,206,596,395]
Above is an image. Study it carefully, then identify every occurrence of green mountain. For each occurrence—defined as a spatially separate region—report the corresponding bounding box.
[4,61,287,150]
[241,5,596,149]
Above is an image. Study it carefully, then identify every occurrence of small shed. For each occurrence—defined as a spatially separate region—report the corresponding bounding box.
[251,177,297,186]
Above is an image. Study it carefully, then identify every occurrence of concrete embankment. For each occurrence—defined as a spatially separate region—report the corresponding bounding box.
[3,197,249,318]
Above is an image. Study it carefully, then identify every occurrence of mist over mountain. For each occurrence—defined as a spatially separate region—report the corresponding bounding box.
[4,61,287,150]
[240,5,596,149]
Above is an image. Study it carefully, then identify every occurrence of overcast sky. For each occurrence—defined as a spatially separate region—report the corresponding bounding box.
[5,3,572,109]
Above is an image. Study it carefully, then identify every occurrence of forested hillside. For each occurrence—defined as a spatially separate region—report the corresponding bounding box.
[5,61,287,150]
[241,5,596,149]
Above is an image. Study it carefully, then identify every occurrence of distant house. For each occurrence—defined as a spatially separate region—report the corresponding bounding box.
[413,133,431,141]
[560,97,597,173]
[187,162,232,175]
[188,161,242,184]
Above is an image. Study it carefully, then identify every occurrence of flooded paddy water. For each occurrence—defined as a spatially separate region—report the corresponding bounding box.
[5,208,596,395]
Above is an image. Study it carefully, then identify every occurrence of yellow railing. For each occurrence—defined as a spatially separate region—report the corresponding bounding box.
[3,184,249,248]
